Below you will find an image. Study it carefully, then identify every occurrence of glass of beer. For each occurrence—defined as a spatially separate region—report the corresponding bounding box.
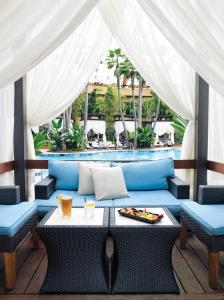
[60,195,72,218]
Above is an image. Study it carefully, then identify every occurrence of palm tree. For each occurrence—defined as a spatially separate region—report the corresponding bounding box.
[106,49,129,145]
[119,57,138,148]
[151,91,161,133]
[82,83,88,148]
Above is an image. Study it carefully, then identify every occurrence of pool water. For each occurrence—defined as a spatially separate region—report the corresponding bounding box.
[38,148,181,161]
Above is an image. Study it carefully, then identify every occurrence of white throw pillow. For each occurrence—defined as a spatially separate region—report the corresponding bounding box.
[78,162,110,195]
[90,166,129,201]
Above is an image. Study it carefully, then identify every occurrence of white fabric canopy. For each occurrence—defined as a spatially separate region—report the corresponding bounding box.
[0,84,14,185]
[80,120,106,136]
[114,121,135,146]
[114,121,135,135]
[1,0,224,189]
[139,0,224,98]
[0,0,99,88]
[27,8,111,159]
[153,122,175,144]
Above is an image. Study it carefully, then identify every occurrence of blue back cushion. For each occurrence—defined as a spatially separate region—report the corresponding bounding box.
[48,160,79,190]
[112,158,175,191]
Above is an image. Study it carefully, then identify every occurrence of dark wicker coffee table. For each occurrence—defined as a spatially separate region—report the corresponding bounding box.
[110,207,180,294]
[37,207,109,294]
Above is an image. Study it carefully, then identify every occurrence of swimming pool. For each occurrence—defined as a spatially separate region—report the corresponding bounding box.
[38,148,181,161]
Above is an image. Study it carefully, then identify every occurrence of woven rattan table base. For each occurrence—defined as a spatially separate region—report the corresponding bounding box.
[37,208,109,294]
[110,207,180,294]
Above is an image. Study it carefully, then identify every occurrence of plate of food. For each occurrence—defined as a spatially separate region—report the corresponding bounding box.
[118,208,164,224]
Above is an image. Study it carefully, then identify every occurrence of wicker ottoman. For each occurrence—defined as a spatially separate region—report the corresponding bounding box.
[37,207,109,294]
[109,207,180,294]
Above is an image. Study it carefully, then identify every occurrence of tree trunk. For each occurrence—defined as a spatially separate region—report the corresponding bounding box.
[117,75,129,145]
[138,76,143,128]
[152,98,161,133]
[62,105,72,150]
[82,83,88,148]
[131,75,137,149]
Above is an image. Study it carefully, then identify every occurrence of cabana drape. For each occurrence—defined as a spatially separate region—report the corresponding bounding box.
[99,0,195,183]
[0,84,14,185]
[0,0,224,188]
[0,0,99,88]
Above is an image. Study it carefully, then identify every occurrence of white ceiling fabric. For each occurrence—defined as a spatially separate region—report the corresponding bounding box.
[139,0,224,98]
[0,0,99,88]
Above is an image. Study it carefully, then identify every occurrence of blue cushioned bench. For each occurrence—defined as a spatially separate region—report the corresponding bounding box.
[180,185,224,289]
[0,186,38,289]
[35,159,190,218]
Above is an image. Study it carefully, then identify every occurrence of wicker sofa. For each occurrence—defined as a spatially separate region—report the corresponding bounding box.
[35,159,190,218]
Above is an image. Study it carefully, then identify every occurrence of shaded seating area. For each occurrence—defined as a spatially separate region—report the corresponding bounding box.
[1,0,224,298]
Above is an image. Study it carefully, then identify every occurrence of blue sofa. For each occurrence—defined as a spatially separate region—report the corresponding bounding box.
[35,158,190,218]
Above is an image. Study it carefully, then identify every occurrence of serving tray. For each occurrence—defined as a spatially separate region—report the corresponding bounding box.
[118,208,164,224]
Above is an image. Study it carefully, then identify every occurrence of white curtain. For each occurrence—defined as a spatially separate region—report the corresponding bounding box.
[139,0,224,98]
[99,0,195,182]
[0,0,99,88]
[208,88,224,185]
[26,9,111,198]
[0,84,14,185]
[27,8,111,159]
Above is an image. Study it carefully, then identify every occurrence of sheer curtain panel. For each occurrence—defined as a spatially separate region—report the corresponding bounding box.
[0,84,14,185]
[139,0,224,97]
[26,9,111,197]
[99,0,195,183]
[0,0,99,88]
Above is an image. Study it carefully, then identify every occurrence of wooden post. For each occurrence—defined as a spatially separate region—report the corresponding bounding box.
[4,252,16,289]
[194,74,209,201]
[180,221,188,249]
[208,251,219,289]
[14,77,27,201]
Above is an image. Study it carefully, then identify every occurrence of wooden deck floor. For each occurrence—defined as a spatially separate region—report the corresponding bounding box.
[1,235,224,300]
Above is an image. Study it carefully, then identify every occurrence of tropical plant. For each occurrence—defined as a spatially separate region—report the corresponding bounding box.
[137,127,154,148]
[119,57,138,148]
[105,48,129,144]
[32,131,48,155]
[171,115,188,143]
[61,123,85,150]
[48,119,63,151]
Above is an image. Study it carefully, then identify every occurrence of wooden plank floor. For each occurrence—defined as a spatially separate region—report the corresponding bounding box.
[1,235,224,300]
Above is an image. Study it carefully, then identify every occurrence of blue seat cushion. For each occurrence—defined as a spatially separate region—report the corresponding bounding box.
[35,190,113,217]
[181,201,224,236]
[112,158,175,191]
[0,202,37,236]
[113,190,186,216]
[48,160,79,190]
